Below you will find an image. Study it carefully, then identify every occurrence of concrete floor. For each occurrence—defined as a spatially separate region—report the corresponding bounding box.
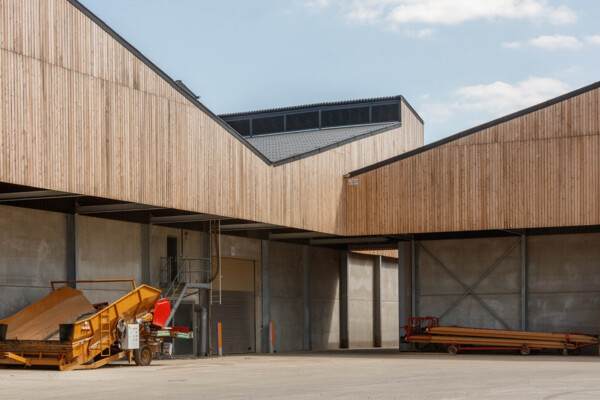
[1,351,600,399]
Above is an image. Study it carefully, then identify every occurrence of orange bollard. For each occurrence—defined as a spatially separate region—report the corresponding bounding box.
[269,322,274,354]
[218,322,223,357]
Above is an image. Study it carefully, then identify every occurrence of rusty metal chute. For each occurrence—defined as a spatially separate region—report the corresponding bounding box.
[0,280,164,370]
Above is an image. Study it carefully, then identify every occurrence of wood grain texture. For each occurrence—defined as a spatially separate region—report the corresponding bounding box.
[345,87,600,235]
[0,0,424,235]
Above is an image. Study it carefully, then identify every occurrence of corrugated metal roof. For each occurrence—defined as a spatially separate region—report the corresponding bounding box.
[219,96,403,118]
[247,123,398,163]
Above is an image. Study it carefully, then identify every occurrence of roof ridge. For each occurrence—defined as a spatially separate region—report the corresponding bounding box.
[347,80,600,177]
[67,0,272,165]
[219,95,404,118]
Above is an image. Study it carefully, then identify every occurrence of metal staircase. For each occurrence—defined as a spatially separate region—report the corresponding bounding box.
[155,257,212,311]
[155,221,222,326]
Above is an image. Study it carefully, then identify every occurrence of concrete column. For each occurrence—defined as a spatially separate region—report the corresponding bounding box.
[302,245,311,351]
[398,241,409,351]
[141,224,152,285]
[261,240,271,353]
[411,239,418,318]
[66,213,77,288]
[373,256,382,347]
[339,250,349,349]
[199,292,209,357]
[521,234,528,331]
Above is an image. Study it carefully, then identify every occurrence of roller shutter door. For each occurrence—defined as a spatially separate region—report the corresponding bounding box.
[211,258,255,354]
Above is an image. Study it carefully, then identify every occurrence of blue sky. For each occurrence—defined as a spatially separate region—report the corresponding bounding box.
[80,0,600,143]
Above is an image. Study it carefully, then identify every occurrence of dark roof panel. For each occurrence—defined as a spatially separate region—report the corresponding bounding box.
[248,123,399,164]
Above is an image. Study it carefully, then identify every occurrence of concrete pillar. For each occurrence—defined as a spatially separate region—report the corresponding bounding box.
[339,250,349,349]
[261,240,271,353]
[302,245,311,351]
[398,241,409,351]
[411,240,418,319]
[66,213,77,288]
[521,234,528,331]
[373,256,382,347]
[141,224,152,285]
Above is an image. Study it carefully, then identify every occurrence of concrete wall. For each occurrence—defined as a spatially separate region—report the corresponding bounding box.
[151,226,209,289]
[310,246,340,350]
[417,233,600,336]
[270,241,304,352]
[219,236,343,352]
[348,253,374,347]
[77,216,142,304]
[528,233,600,334]
[419,237,521,330]
[380,257,399,347]
[0,205,67,319]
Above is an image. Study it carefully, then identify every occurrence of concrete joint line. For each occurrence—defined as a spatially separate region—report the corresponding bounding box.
[419,240,520,330]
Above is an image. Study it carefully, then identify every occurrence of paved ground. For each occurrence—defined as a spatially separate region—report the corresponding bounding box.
[2,350,600,399]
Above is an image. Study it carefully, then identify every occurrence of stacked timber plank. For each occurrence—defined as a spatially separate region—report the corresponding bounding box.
[405,321,598,354]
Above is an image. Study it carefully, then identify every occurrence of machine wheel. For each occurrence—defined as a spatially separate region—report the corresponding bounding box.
[133,345,152,366]
[447,344,458,355]
[519,345,531,356]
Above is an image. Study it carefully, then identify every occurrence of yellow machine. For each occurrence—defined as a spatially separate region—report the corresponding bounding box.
[0,280,185,371]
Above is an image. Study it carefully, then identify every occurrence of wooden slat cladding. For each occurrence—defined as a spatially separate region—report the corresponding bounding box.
[0,0,424,235]
[345,88,600,235]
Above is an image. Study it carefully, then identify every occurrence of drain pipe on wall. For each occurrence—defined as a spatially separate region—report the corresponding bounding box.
[209,220,221,283]
[205,220,221,356]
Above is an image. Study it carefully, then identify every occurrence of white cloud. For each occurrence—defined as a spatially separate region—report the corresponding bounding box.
[584,35,600,45]
[404,28,436,38]
[529,34,582,49]
[421,77,570,124]
[384,0,576,25]
[321,0,577,26]
[502,41,522,49]
[455,77,569,112]
[303,0,330,8]
[503,34,583,50]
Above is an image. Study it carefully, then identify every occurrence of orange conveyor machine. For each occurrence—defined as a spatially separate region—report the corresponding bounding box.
[402,317,599,355]
[0,280,181,370]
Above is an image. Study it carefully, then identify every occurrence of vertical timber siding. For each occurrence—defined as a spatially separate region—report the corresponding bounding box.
[0,0,423,235]
[346,87,600,235]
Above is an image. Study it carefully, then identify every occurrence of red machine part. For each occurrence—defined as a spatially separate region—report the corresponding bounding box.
[152,299,171,327]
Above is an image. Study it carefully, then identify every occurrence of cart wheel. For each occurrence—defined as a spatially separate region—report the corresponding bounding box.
[562,347,569,356]
[447,344,458,355]
[134,345,152,366]
[519,345,531,356]
[570,347,581,356]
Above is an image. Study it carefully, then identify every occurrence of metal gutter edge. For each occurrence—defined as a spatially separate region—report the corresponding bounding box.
[272,122,403,167]
[67,0,272,165]
[348,80,600,177]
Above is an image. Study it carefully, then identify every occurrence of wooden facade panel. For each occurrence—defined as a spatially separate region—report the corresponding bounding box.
[0,0,423,235]
[345,88,600,235]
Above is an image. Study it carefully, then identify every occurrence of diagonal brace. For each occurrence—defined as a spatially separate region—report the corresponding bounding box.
[420,242,516,330]
[437,239,521,322]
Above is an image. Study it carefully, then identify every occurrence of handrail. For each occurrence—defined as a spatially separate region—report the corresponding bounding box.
[51,279,137,291]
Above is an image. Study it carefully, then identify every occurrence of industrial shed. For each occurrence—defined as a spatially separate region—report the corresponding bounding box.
[345,84,600,342]
[0,0,599,358]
